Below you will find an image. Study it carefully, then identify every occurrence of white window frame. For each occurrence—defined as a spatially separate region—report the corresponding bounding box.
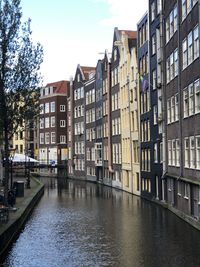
[60,105,65,112]
[60,120,66,127]
[50,102,55,113]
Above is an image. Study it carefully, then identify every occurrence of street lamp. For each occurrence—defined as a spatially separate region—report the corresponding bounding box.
[26,149,31,189]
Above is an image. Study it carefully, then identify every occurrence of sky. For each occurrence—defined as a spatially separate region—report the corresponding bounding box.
[20,0,148,86]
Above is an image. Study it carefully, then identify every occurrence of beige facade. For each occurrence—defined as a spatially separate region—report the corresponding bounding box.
[118,30,140,195]
[13,127,25,155]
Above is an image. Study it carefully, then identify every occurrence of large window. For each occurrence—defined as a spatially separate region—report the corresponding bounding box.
[195,79,200,113]
[184,79,200,118]
[184,135,200,169]
[165,4,178,43]
[182,25,199,70]
[182,0,198,21]
[168,139,180,167]
[166,49,178,83]
[194,25,199,60]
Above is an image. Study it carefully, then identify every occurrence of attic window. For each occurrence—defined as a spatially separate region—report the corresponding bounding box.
[77,74,80,82]
[89,72,95,79]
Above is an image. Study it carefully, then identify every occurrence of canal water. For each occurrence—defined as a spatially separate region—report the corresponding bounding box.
[1,178,200,267]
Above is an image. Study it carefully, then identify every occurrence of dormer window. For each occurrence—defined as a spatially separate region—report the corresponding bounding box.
[89,71,95,80]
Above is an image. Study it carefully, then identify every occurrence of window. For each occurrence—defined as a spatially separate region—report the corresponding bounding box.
[194,25,199,60]
[174,5,178,32]
[152,34,156,55]
[184,138,189,167]
[153,105,157,125]
[50,102,55,112]
[45,103,49,113]
[182,26,199,69]
[195,79,200,113]
[40,118,44,129]
[182,0,187,21]
[182,38,187,69]
[172,140,176,166]
[40,104,44,114]
[167,99,171,124]
[60,120,66,127]
[196,136,200,169]
[166,58,170,83]
[184,183,189,199]
[166,4,178,43]
[176,139,180,166]
[190,136,195,168]
[152,69,156,89]
[166,17,170,43]
[51,116,55,127]
[45,117,49,128]
[171,96,175,122]
[188,31,193,65]
[174,49,178,77]
[40,133,44,144]
[45,132,50,144]
[151,1,156,21]
[60,135,66,144]
[170,52,174,80]
[187,0,193,13]
[169,10,174,39]
[51,132,55,144]
[160,142,163,163]
[188,83,194,116]
[157,0,161,14]
[168,141,172,165]
[175,94,179,121]
[60,105,65,112]
[154,143,158,163]
[183,88,189,118]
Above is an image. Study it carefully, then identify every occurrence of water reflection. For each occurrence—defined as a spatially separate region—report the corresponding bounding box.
[2,178,200,267]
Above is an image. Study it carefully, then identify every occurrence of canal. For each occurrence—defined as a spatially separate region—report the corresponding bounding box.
[1,178,200,267]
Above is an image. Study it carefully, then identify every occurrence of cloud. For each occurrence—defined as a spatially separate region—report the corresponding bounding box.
[99,0,148,29]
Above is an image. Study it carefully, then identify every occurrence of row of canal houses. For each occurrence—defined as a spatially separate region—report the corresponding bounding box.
[38,0,200,226]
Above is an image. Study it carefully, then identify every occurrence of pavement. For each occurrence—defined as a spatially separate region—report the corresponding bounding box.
[0,174,44,234]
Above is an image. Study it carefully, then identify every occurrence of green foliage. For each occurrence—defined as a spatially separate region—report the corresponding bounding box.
[0,0,43,140]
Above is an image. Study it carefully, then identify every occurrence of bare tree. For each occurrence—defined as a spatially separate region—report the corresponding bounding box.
[0,0,43,205]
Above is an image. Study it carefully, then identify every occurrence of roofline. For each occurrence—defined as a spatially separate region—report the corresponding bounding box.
[137,11,148,26]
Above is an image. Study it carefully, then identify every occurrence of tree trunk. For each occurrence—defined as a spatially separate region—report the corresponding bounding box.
[0,78,9,206]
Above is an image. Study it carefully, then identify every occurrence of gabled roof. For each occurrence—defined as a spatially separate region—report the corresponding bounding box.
[46,80,70,94]
[80,66,96,81]
[120,30,137,39]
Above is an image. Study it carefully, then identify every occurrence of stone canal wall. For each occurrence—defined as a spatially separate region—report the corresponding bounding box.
[0,177,44,258]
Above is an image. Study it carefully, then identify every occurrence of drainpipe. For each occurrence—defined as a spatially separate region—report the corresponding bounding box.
[108,60,114,174]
